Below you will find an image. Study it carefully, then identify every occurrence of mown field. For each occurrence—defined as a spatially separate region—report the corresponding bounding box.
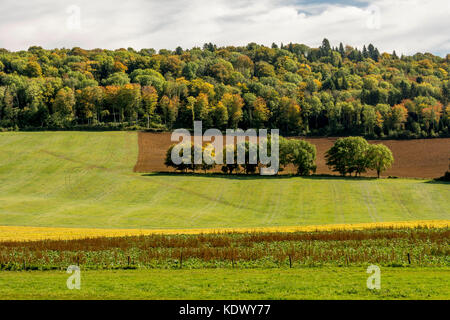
[0,131,449,230]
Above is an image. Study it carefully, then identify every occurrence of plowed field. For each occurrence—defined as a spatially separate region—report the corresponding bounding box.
[134,132,450,178]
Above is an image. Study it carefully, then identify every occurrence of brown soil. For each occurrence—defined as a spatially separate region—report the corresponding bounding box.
[134,132,450,178]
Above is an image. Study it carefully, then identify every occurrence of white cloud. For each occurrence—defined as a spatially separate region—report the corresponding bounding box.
[0,0,448,55]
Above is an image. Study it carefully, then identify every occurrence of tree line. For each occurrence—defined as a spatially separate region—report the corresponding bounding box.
[165,136,394,178]
[0,40,449,138]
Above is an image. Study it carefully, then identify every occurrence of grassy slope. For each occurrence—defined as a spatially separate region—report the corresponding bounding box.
[0,268,448,299]
[0,131,449,229]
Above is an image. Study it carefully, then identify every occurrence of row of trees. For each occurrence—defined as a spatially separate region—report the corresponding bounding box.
[164,136,394,177]
[164,136,317,176]
[1,40,449,138]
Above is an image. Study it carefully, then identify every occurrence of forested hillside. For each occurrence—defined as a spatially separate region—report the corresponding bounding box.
[0,39,449,138]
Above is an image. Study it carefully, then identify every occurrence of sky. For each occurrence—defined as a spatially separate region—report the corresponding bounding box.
[0,0,449,56]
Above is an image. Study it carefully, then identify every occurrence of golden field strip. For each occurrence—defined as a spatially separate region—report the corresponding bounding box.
[1,220,449,242]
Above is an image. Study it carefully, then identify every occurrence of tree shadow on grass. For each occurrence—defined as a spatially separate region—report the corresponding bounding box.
[424,179,450,185]
[141,171,379,181]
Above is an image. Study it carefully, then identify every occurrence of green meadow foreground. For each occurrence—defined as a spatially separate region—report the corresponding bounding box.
[0,131,449,229]
[0,268,448,300]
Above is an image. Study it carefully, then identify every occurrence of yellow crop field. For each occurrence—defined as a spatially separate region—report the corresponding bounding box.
[1,220,448,242]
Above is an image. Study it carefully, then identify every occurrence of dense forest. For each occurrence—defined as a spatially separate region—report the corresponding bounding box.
[0,39,449,138]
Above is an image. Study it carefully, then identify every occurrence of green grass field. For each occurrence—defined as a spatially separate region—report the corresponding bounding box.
[0,131,449,229]
[1,268,448,300]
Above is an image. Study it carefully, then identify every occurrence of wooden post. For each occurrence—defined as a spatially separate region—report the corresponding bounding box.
[288,255,292,268]
[407,253,411,264]
[127,256,130,266]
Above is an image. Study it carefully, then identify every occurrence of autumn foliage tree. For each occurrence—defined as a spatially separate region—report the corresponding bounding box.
[141,86,158,128]
[367,144,394,178]
[0,40,447,137]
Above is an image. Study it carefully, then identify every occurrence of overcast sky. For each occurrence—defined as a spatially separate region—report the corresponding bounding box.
[0,0,449,56]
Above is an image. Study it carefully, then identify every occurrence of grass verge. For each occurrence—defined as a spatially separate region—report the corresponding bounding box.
[1,267,448,300]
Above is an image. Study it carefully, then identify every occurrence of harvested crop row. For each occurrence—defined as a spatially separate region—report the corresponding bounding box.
[1,227,448,270]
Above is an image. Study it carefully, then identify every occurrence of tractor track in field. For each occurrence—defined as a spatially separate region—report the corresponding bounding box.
[136,175,262,214]
[40,150,108,170]
[42,148,262,214]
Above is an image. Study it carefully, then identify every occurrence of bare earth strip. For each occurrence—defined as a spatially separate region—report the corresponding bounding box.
[134,132,450,178]
[1,220,448,242]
